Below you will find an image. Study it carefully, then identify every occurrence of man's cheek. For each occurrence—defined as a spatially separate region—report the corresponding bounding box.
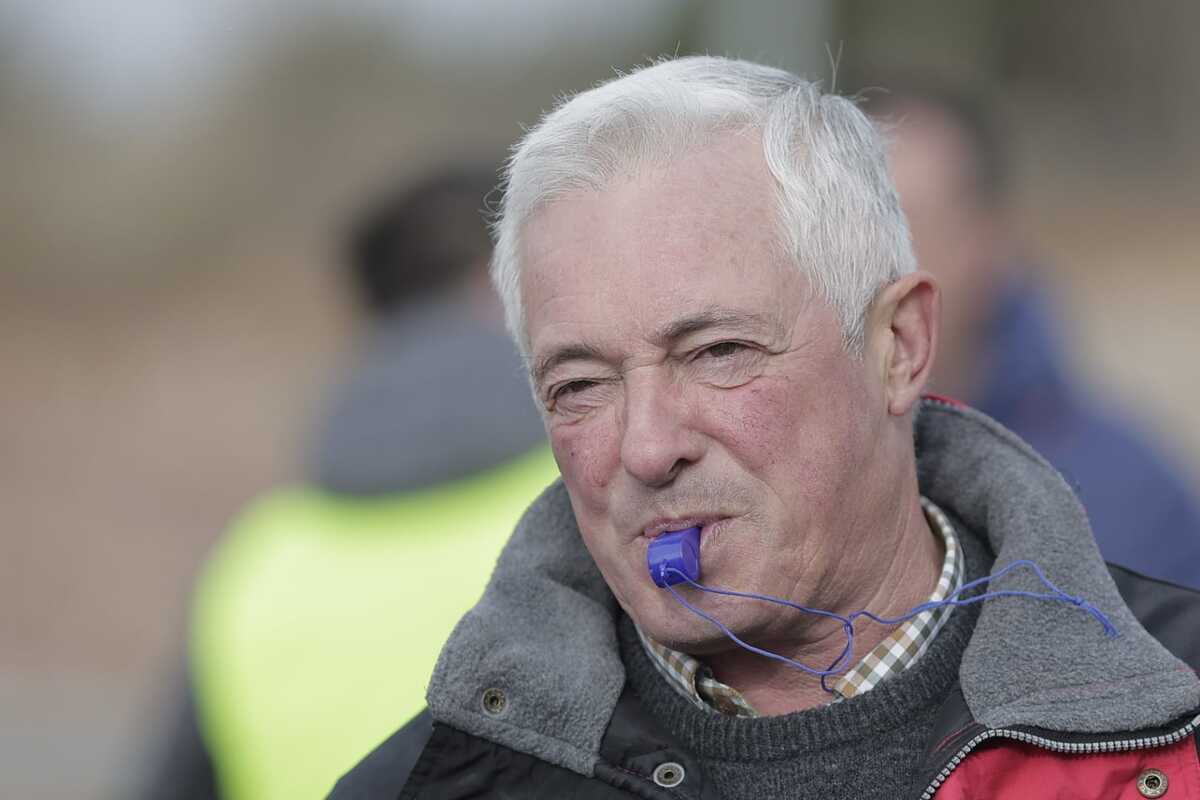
[550,418,621,501]
[708,380,799,468]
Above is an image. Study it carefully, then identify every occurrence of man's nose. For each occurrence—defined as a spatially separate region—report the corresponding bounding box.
[619,371,705,487]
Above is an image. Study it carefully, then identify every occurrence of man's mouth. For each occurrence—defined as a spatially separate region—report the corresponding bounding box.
[641,517,724,540]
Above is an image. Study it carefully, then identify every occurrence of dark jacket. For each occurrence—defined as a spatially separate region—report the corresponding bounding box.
[332,401,1200,799]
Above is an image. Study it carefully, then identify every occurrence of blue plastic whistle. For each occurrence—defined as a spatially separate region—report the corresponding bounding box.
[647,526,701,587]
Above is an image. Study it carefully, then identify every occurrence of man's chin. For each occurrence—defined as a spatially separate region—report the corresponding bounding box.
[632,605,742,656]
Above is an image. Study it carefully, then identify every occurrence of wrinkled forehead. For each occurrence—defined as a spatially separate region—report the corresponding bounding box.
[519,142,813,370]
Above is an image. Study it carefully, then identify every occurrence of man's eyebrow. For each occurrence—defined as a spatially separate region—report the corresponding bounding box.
[531,342,606,388]
[652,308,778,344]
[531,309,777,387]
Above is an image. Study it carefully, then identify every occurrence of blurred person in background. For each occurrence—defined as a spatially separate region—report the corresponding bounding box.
[141,166,557,800]
[871,89,1200,589]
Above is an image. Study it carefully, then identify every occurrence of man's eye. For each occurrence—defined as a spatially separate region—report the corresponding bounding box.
[690,341,763,389]
[547,380,612,415]
[700,341,746,359]
[555,380,596,398]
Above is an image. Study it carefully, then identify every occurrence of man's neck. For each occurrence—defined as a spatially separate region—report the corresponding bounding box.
[703,493,945,715]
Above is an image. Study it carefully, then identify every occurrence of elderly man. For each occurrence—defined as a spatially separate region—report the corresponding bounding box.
[333,58,1200,799]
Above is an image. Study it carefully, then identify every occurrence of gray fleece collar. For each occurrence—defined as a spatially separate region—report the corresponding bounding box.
[916,400,1200,732]
[426,400,1200,776]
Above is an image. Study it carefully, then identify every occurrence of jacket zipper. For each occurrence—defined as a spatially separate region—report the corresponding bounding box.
[920,713,1200,799]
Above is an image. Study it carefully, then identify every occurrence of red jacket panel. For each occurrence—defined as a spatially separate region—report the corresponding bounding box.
[935,734,1199,799]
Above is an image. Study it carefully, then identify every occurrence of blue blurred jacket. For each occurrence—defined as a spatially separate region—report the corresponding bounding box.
[973,283,1200,589]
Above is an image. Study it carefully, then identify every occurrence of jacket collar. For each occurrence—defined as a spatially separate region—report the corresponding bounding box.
[426,400,1200,776]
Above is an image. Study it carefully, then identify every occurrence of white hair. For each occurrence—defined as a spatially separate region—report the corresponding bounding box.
[491,55,915,356]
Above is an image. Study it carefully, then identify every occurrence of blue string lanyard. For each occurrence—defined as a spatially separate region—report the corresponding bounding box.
[647,527,1118,693]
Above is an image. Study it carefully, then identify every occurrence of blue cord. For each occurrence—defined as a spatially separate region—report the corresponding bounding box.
[661,559,1118,693]
[664,582,856,678]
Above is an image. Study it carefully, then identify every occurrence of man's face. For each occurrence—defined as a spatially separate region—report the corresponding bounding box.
[521,134,895,653]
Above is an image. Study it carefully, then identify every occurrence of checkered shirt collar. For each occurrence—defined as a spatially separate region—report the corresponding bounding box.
[636,497,964,717]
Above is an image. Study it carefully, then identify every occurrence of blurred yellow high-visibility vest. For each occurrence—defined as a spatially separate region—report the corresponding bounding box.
[191,446,558,800]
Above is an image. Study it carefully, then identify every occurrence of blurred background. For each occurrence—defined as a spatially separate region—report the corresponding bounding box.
[3,1,1198,797]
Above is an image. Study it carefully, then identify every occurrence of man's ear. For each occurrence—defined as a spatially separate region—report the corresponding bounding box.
[868,272,940,417]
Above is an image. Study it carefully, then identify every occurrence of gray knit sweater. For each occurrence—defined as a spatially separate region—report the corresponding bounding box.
[617,524,991,800]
